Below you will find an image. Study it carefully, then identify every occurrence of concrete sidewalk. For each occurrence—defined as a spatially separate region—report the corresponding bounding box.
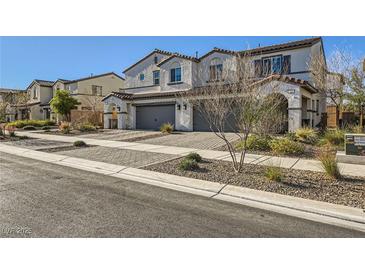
[0,142,364,233]
[14,131,365,177]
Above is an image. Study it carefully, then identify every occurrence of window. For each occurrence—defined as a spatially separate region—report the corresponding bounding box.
[92,85,103,96]
[254,60,263,77]
[282,55,291,74]
[139,73,145,81]
[33,87,37,99]
[272,56,282,74]
[170,67,181,83]
[154,56,158,64]
[209,64,223,81]
[262,58,272,76]
[153,70,160,85]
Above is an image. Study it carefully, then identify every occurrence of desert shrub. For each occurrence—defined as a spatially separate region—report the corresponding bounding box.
[317,147,341,179]
[270,138,305,155]
[23,125,36,131]
[295,127,318,144]
[349,125,364,133]
[41,126,51,130]
[73,140,87,147]
[179,158,199,171]
[185,152,202,162]
[78,122,96,132]
[160,123,173,134]
[236,134,273,151]
[321,129,345,147]
[59,121,71,134]
[285,132,297,141]
[265,166,283,182]
[7,120,55,128]
[9,131,16,137]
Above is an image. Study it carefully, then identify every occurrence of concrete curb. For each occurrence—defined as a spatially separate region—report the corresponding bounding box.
[1,143,364,233]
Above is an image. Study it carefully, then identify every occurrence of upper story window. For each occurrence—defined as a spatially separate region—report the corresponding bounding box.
[56,84,60,91]
[254,55,291,77]
[92,85,103,96]
[154,56,158,64]
[153,70,160,85]
[209,58,223,81]
[170,63,182,83]
[139,73,145,81]
[33,87,37,99]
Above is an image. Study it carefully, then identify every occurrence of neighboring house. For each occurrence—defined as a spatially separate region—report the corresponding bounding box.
[103,37,326,132]
[0,88,26,122]
[8,80,54,121]
[8,72,124,122]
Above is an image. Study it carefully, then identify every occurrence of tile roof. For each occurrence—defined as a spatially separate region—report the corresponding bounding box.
[34,79,54,87]
[157,53,199,66]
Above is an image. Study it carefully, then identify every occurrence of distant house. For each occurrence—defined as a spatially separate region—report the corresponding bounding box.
[7,72,124,122]
[0,88,26,122]
[103,37,326,132]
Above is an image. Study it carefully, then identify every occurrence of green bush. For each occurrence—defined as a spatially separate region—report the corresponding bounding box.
[7,120,55,128]
[160,123,174,134]
[285,132,297,141]
[321,129,344,147]
[295,127,318,144]
[317,148,341,179]
[73,140,87,147]
[179,158,199,171]
[78,123,96,132]
[349,125,364,133]
[41,126,51,130]
[270,138,305,155]
[185,152,202,162]
[265,166,283,182]
[23,125,37,131]
[236,134,273,151]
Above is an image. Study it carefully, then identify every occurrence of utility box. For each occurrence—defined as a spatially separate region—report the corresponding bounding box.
[345,134,365,156]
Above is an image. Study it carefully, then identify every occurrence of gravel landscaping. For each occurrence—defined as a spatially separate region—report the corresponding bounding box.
[1,138,72,150]
[144,158,365,209]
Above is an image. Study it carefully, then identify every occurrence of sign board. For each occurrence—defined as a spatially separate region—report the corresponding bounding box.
[345,133,365,156]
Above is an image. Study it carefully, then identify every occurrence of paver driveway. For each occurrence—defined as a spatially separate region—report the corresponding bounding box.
[138,131,240,150]
[54,146,179,168]
[81,129,160,141]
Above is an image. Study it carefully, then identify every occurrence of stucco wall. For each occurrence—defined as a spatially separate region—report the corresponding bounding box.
[124,53,169,88]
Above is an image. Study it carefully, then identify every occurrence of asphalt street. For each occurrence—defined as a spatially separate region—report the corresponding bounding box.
[0,152,364,237]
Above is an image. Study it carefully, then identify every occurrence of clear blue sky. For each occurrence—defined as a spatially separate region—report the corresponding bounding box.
[1,36,364,89]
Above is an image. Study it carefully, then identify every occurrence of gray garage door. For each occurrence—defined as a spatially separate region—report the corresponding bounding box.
[193,107,238,132]
[136,104,175,130]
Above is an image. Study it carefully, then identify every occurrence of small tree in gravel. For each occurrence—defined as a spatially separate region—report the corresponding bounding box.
[182,52,284,173]
[50,90,79,122]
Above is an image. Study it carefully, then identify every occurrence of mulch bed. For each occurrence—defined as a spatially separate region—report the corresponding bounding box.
[144,158,365,209]
[37,145,94,153]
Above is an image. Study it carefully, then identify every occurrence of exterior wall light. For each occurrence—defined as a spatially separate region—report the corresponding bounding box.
[177,104,181,110]
[183,104,187,110]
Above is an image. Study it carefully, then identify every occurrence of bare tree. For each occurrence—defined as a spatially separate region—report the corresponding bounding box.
[346,60,365,127]
[309,49,349,127]
[182,52,284,173]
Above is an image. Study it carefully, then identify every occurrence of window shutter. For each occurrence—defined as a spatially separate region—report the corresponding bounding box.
[283,55,291,74]
[254,60,262,77]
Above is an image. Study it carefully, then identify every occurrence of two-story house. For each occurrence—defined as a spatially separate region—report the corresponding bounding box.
[102,37,326,132]
[8,72,125,122]
[0,88,26,122]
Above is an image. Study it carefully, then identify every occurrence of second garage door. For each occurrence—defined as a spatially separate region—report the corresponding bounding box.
[136,104,176,130]
[193,106,238,132]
